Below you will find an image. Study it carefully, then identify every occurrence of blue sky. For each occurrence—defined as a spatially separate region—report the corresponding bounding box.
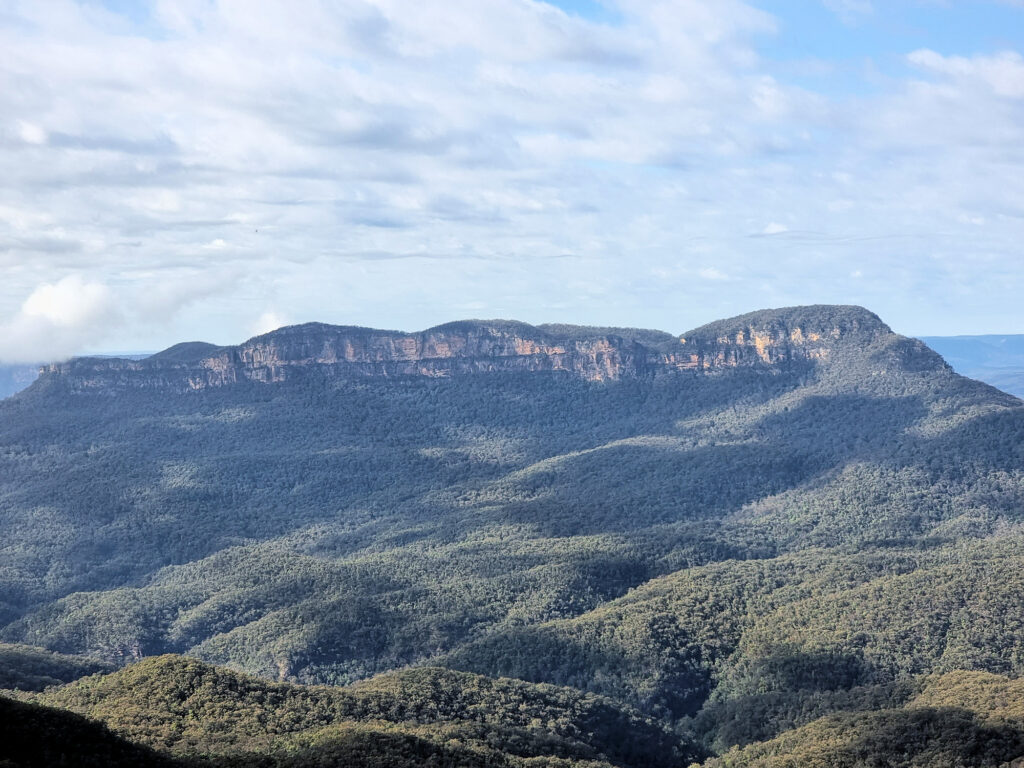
[761,2,1024,57]
[1,0,1023,361]
[550,1,1024,57]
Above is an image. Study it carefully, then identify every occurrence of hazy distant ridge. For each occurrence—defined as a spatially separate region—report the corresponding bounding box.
[922,335,1024,399]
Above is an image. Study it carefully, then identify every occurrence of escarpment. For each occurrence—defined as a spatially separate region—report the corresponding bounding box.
[674,304,894,368]
[37,305,934,394]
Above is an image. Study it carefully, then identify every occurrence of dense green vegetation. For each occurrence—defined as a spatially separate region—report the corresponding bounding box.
[4,306,1024,766]
[11,654,693,767]
[704,706,1024,768]
[701,671,1024,767]
[6,655,1024,767]
[0,695,176,767]
[439,537,1024,744]
[1,683,625,767]
[0,642,113,691]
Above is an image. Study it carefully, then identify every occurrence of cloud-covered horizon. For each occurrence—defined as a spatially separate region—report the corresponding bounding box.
[2,0,1023,361]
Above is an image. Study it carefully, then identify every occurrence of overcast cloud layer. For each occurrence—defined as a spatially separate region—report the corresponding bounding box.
[1,0,1023,361]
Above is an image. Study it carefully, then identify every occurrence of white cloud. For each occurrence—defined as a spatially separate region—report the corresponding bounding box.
[762,222,789,235]
[908,49,1024,99]
[17,120,47,145]
[0,1,1022,340]
[822,0,874,24]
[699,267,730,281]
[21,275,114,328]
[0,276,120,363]
[252,311,290,336]
[0,270,238,363]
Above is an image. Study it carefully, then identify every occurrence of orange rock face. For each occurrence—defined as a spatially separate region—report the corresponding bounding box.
[41,307,895,394]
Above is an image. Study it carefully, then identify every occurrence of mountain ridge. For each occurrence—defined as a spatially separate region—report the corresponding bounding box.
[35,305,933,393]
[4,303,1024,767]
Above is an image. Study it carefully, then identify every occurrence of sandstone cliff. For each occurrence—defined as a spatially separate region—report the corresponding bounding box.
[38,306,937,394]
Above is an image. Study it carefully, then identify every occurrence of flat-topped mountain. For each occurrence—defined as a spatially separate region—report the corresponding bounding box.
[4,304,1024,767]
[38,305,937,393]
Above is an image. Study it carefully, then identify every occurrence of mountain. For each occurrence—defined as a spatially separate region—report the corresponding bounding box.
[20,654,693,767]
[0,642,113,691]
[923,335,1024,399]
[3,304,1024,766]
[0,695,176,768]
[41,305,892,392]
[1,353,154,401]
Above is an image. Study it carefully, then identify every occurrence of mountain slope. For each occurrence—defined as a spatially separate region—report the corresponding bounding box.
[0,642,113,691]
[702,705,1024,768]
[0,695,176,767]
[3,305,1024,764]
[24,654,695,767]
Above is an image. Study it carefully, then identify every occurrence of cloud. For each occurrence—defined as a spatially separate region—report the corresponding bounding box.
[17,121,47,145]
[0,276,120,363]
[0,269,238,363]
[699,267,730,281]
[0,1,1022,340]
[822,0,874,24]
[21,276,114,328]
[252,311,290,336]
[908,49,1024,98]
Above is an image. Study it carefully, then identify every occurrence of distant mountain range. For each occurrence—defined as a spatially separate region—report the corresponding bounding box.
[3,305,1024,767]
[922,335,1024,399]
[0,363,40,400]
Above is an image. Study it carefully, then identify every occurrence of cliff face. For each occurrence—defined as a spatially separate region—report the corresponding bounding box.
[673,305,894,369]
[39,306,924,394]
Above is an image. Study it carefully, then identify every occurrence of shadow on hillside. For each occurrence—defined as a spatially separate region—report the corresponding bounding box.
[464,393,931,537]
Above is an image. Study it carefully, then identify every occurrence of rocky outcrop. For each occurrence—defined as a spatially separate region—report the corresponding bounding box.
[38,306,925,394]
[671,304,894,370]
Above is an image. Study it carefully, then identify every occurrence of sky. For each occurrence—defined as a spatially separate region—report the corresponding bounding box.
[2,0,1024,361]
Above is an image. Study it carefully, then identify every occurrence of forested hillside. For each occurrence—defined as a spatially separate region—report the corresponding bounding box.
[20,654,693,766]
[3,305,1024,766]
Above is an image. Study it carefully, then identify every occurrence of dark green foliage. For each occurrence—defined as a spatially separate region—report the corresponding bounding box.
[1,685,618,768]
[704,707,1024,768]
[444,541,1024,729]
[0,695,175,767]
[28,655,695,767]
[148,342,225,363]
[0,643,113,691]
[212,722,616,768]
